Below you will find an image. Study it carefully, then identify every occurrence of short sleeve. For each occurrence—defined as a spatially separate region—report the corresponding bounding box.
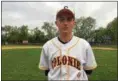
[83,43,97,70]
[39,47,49,70]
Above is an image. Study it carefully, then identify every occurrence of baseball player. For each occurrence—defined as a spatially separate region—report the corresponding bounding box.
[39,6,97,80]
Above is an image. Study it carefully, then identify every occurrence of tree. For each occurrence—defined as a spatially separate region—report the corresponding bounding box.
[8,26,20,44]
[106,17,117,44]
[74,16,96,41]
[1,25,12,44]
[19,25,29,42]
[42,22,57,40]
[33,27,45,43]
[94,27,108,44]
[28,29,35,43]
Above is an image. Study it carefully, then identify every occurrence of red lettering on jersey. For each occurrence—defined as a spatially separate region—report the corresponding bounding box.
[57,56,61,66]
[51,55,81,70]
[52,58,56,69]
[62,55,67,65]
[77,61,80,70]
[74,58,77,68]
[68,56,73,65]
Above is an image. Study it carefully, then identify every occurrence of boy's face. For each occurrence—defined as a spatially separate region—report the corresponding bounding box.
[55,16,75,34]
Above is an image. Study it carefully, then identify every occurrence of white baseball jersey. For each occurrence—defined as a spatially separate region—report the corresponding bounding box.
[39,36,97,80]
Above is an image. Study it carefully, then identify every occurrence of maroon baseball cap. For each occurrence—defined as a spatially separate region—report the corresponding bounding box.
[56,6,75,20]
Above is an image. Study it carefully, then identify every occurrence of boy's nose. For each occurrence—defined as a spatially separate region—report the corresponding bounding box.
[63,21,68,26]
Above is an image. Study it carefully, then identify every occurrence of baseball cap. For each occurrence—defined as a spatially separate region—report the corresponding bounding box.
[56,6,75,20]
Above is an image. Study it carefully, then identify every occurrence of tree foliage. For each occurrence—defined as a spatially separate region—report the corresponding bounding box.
[74,16,96,41]
[106,17,117,44]
[1,17,117,45]
[42,22,57,40]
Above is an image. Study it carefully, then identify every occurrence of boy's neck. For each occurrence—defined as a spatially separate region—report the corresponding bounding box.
[59,33,73,43]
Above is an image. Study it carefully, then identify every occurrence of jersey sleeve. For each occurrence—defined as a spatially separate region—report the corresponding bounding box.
[39,46,49,70]
[83,42,97,70]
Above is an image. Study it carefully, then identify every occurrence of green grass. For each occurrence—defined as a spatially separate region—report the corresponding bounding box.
[2,48,47,80]
[2,48,117,80]
[89,50,117,80]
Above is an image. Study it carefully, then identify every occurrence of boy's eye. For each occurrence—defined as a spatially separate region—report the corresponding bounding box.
[59,17,72,22]
[59,18,65,21]
[67,18,72,21]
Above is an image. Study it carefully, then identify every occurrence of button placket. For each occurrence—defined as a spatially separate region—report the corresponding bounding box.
[61,47,68,79]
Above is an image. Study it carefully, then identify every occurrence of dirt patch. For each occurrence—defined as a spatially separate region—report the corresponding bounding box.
[92,47,117,50]
[2,46,117,50]
[2,46,42,50]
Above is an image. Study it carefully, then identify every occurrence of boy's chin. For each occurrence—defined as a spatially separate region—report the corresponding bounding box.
[62,30,69,33]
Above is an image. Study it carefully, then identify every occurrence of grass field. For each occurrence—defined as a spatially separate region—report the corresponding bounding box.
[1,46,117,80]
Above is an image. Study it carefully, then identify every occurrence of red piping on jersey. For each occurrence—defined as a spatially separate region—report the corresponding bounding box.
[51,37,79,80]
[66,38,80,80]
[51,40,62,80]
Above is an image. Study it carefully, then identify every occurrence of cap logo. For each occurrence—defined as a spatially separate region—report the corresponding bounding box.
[64,6,68,9]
